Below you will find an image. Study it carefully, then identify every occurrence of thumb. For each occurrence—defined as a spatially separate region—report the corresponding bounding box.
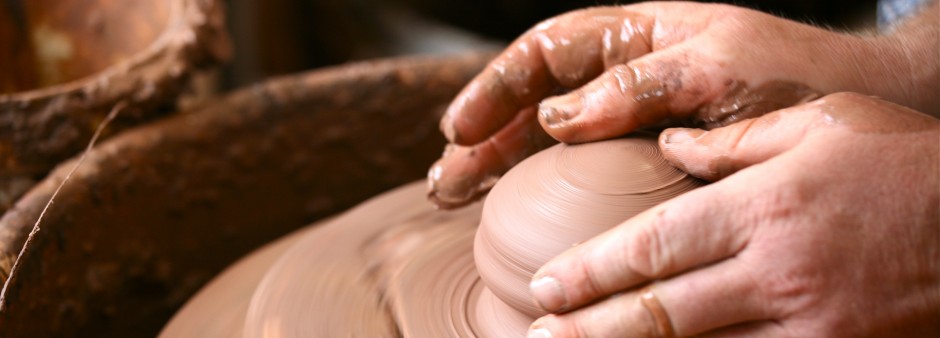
[658,103,820,181]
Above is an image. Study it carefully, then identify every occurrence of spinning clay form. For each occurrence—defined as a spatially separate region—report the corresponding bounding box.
[161,135,702,337]
[474,135,703,324]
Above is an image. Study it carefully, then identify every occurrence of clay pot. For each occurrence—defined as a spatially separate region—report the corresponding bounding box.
[0,0,230,210]
[475,136,704,323]
[0,52,491,337]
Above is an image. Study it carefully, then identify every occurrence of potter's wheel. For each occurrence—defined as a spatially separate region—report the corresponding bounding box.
[161,182,494,337]
[161,136,702,337]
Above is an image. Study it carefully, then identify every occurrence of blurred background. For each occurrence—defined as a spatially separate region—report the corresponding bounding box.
[222,0,877,90]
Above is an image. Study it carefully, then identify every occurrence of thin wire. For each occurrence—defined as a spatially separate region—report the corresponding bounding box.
[0,101,126,310]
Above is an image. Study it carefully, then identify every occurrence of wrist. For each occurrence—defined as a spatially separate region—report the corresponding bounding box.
[868,3,939,115]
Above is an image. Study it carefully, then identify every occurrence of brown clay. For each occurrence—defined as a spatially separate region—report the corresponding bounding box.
[474,135,704,323]
[159,219,327,338]
[694,80,821,129]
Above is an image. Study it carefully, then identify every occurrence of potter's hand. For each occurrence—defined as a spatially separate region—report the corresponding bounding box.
[526,93,940,337]
[428,1,939,209]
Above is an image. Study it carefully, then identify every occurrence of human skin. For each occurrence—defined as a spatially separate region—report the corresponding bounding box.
[427,1,939,209]
[427,1,940,336]
[527,92,939,337]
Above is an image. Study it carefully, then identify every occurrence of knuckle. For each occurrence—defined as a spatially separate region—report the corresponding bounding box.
[812,92,878,120]
[574,249,607,298]
[714,5,762,34]
[823,91,869,105]
[757,266,820,317]
[756,175,813,222]
[748,180,823,316]
[568,317,592,338]
[626,208,674,278]
[537,314,588,338]
[607,64,638,99]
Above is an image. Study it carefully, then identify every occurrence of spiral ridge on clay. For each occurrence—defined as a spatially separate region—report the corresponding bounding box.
[475,136,703,318]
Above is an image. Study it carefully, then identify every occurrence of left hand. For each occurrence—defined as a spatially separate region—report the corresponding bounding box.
[526,93,940,337]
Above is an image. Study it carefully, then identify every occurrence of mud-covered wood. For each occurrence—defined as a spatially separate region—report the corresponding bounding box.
[0,52,492,337]
[0,0,230,211]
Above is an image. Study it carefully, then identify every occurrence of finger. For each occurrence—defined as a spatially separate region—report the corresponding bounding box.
[654,258,773,336]
[658,100,823,182]
[529,183,753,314]
[527,292,656,338]
[528,258,774,338]
[427,107,556,209]
[536,36,793,144]
[442,6,666,145]
[696,321,785,338]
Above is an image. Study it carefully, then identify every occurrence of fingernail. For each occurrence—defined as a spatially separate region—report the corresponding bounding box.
[530,276,568,312]
[663,128,704,144]
[539,94,581,127]
[527,328,553,338]
[440,113,458,142]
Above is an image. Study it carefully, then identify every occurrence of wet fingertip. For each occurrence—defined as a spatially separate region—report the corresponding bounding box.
[538,94,582,128]
[657,130,694,174]
[661,128,704,145]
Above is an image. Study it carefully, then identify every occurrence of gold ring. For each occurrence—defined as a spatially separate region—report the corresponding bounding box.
[640,286,676,338]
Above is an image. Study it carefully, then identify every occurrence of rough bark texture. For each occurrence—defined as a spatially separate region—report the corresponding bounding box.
[0,0,231,212]
[0,52,492,337]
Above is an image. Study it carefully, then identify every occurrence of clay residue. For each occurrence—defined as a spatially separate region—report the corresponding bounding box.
[426,144,502,210]
[694,80,821,129]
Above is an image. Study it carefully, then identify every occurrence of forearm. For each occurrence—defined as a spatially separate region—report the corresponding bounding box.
[869,1,939,115]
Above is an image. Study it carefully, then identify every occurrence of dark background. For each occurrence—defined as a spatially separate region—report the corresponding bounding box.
[220,0,877,89]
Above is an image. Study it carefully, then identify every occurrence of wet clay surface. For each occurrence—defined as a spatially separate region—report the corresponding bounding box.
[693,80,821,129]
[159,219,326,338]
[164,135,702,337]
[475,136,704,319]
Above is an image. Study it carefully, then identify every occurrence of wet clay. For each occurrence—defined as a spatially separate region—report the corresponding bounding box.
[694,80,820,129]
[163,136,701,337]
[241,182,469,337]
[159,219,328,338]
[475,135,703,320]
